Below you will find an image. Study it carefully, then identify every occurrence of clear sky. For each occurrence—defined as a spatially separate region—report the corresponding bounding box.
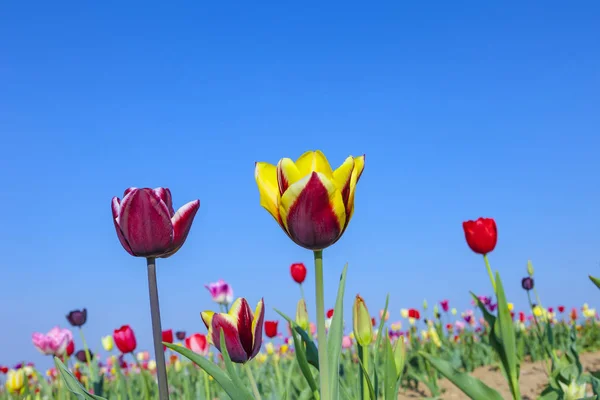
[1,1,599,368]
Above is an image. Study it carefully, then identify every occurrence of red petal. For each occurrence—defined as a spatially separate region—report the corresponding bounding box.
[118,189,174,257]
[111,197,134,256]
[234,299,254,356]
[161,199,200,258]
[250,299,265,358]
[153,188,175,217]
[211,315,248,363]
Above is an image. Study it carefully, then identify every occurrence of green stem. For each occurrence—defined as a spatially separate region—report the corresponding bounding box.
[314,249,330,400]
[133,355,151,399]
[483,254,496,293]
[299,283,306,305]
[79,327,96,383]
[274,357,284,395]
[361,345,369,400]
[203,370,210,400]
[244,363,262,400]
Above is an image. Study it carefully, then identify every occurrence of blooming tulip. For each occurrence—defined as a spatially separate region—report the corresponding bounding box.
[66,309,87,327]
[326,309,334,319]
[102,335,114,352]
[201,298,265,363]
[255,150,365,250]
[175,331,186,341]
[185,333,209,356]
[111,187,200,258]
[440,300,449,313]
[264,321,279,338]
[162,329,174,350]
[342,335,353,349]
[76,350,93,362]
[205,279,234,305]
[290,262,307,284]
[522,277,534,291]
[113,325,137,354]
[5,369,24,394]
[0,366,8,374]
[558,305,565,313]
[353,295,373,346]
[32,327,73,356]
[65,340,75,357]
[462,217,497,255]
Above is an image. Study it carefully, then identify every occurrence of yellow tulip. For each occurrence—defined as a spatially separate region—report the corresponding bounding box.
[451,308,457,316]
[533,306,543,317]
[266,342,275,355]
[391,322,402,331]
[148,360,157,372]
[102,335,114,352]
[507,303,514,311]
[280,344,289,354]
[429,326,442,348]
[6,369,25,394]
[255,150,365,250]
[256,353,268,364]
[400,309,409,319]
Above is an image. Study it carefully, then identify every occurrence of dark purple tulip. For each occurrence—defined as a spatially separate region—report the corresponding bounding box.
[67,309,87,327]
[522,277,534,291]
[75,350,93,362]
[13,363,23,369]
[175,331,186,341]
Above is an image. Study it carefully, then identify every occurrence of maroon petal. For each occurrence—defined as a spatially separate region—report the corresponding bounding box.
[211,314,248,363]
[161,199,200,258]
[124,187,137,197]
[250,299,265,359]
[118,188,174,257]
[153,187,175,217]
[234,299,255,357]
[111,197,134,256]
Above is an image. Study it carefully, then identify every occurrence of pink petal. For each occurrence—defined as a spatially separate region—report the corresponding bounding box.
[112,197,134,256]
[250,299,265,358]
[118,188,174,257]
[124,187,137,196]
[153,187,175,217]
[161,199,200,258]
[211,314,248,363]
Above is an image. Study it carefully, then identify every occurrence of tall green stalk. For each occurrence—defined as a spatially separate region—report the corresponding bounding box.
[361,345,369,400]
[483,254,496,292]
[314,250,330,400]
[78,328,96,385]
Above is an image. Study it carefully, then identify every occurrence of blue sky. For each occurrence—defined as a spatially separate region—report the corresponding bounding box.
[1,1,599,368]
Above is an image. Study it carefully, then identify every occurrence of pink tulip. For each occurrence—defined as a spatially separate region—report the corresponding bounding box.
[111,187,200,258]
[379,309,390,322]
[205,279,234,305]
[342,335,353,349]
[440,300,449,313]
[32,327,73,356]
[185,333,209,357]
[309,322,317,336]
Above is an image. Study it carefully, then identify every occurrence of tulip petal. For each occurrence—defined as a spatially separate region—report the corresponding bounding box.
[153,188,175,216]
[211,314,249,363]
[277,158,303,195]
[255,162,281,223]
[111,197,135,256]
[118,189,174,257]
[346,154,365,222]
[332,156,355,204]
[279,172,346,250]
[201,311,215,331]
[250,298,265,358]
[295,150,333,179]
[229,298,254,356]
[161,199,200,258]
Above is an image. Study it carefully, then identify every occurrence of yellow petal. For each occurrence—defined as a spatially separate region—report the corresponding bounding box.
[228,298,245,321]
[201,311,215,330]
[278,172,346,250]
[255,162,280,222]
[295,150,333,179]
[332,156,355,200]
[346,154,365,221]
[276,158,303,195]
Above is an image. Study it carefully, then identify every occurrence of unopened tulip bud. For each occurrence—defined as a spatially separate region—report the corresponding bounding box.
[296,299,309,331]
[527,260,534,277]
[393,338,406,379]
[423,299,428,311]
[353,295,373,346]
[101,336,114,352]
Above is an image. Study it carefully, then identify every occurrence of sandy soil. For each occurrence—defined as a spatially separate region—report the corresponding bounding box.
[398,351,600,399]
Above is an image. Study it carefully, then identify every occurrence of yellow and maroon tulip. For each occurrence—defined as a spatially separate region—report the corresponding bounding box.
[200,298,264,363]
[255,150,365,250]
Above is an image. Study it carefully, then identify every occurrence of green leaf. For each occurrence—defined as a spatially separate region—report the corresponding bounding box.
[217,329,254,399]
[327,263,349,400]
[383,335,398,400]
[165,342,253,400]
[419,352,503,400]
[275,309,320,396]
[374,294,390,396]
[589,275,600,290]
[294,326,319,369]
[357,351,376,400]
[54,357,107,400]
[495,272,521,400]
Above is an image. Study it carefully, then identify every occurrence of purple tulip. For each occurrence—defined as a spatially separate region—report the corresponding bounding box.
[75,350,93,362]
[522,277,534,291]
[111,187,200,258]
[175,331,186,341]
[205,279,234,305]
[66,309,87,327]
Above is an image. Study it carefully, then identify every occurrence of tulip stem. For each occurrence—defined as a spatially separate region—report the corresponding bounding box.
[78,327,96,384]
[299,283,306,304]
[483,254,496,293]
[203,370,210,400]
[314,250,330,400]
[244,363,262,400]
[146,257,170,400]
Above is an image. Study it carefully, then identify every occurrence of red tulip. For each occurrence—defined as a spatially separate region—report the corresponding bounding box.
[548,307,554,313]
[558,305,565,313]
[408,309,420,319]
[111,187,200,258]
[519,311,526,323]
[185,333,209,356]
[0,366,8,374]
[371,317,376,327]
[264,321,279,338]
[462,217,497,255]
[113,325,137,354]
[66,340,75,357]
[162,329,174,351]
[290,263,307,284]
[326,309,334,319]
[440,300,449,313]
[571,308,578,321]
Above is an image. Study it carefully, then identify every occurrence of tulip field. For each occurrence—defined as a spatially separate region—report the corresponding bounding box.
[2,151,600,400]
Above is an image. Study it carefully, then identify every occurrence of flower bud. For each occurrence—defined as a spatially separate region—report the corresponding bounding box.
[295,299,309,331]
[393,338,406,378]
[527,260,534,277]
[352,295,373,346]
